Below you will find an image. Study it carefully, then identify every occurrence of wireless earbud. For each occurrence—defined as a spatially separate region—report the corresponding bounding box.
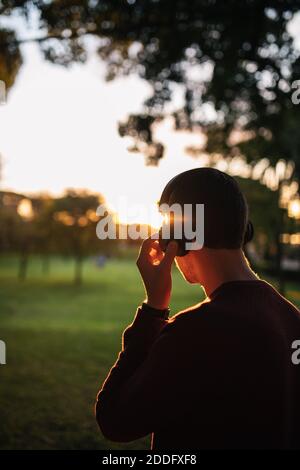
[243,221,254,245]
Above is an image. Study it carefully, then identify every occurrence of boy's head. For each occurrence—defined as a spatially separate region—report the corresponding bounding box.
[158,168,253,285]
[159,167,251,253]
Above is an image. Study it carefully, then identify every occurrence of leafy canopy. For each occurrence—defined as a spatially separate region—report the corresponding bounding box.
[1,0,300,176]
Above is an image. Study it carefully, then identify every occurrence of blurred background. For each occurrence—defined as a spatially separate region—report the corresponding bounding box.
[0,0,300,450]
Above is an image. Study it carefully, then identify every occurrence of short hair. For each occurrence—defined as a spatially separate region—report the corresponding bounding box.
[159,167,249,249]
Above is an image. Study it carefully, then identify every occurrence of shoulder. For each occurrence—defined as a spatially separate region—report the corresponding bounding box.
[161,298,215,335]
[151,300,221,361]
[172,298,216,322]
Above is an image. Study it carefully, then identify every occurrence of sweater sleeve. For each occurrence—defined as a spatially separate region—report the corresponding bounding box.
[95,306,180,442]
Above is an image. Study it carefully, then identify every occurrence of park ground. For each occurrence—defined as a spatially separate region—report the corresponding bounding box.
[0,255,299,450]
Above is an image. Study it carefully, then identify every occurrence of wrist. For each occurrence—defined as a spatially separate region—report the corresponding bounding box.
[145,298,169,311]
[141,301,170,319]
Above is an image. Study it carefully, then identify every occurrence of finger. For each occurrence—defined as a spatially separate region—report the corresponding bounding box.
[160,241,178,269]
[140,236,158,253]
[149,244,164,265]
[136,237,157,269]
[153,241,165,263]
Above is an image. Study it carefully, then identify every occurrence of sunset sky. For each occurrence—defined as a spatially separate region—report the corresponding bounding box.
[0,41,206,225]
[1,12,300,225]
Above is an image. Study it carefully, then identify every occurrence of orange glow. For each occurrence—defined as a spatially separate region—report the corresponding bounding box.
[78,216,88,227]
[281,233,300,245]
[112,203,164,229]
[288,199,300,220]
[86,209,99,222]
[17,199,34,220]
[54,211,75,226]
[290,233,300,245]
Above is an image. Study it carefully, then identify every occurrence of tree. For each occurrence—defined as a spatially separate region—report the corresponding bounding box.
[51,189,108,285]
[1,1,300,177]
[0,189,113,283]
[0,191,34,280]
[237,175,280,259]
[31,195,56,275]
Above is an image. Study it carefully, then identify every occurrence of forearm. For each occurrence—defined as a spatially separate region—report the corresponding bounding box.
[95,303,169,441]
[123,302,170,350]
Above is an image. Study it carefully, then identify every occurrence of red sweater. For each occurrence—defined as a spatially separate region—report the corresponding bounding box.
[96,280,300,449]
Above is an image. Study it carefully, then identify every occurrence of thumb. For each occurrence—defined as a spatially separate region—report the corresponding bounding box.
[161,241,178,269]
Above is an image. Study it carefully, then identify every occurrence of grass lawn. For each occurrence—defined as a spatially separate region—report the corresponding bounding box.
[0,255,299,450]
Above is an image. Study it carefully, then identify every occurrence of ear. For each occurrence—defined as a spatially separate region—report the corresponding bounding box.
[244,221,254,245]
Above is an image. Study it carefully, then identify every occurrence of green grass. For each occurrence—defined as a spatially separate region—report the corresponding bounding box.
[0,255,299,450]
[0,255,202,450]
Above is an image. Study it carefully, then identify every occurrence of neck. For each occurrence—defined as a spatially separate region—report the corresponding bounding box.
[196,248,259,298]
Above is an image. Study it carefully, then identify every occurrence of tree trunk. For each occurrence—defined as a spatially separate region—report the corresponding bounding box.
[18,252,28,281]
[74,256,83,285]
